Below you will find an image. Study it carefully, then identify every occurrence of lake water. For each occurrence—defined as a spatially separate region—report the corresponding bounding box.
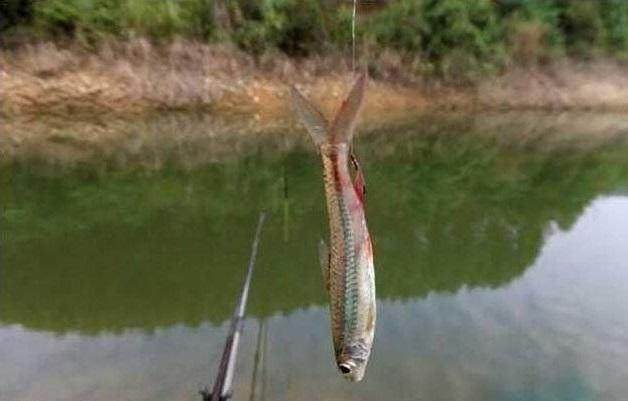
[2,113,628,401]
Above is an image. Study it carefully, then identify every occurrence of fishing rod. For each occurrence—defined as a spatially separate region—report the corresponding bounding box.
[201,211,267,401]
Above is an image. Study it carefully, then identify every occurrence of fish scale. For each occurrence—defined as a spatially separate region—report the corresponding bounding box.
[323,159,360,348]
[339,200,359,338]
[290,73,375,382]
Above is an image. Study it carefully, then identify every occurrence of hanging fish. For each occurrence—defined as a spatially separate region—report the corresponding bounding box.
[290,74,376,382]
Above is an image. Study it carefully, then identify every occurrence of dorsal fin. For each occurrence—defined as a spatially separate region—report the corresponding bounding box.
[330,73,367,144]
[290,86,328,147]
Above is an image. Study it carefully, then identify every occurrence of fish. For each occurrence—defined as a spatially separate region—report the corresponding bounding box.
[290,73,376,382]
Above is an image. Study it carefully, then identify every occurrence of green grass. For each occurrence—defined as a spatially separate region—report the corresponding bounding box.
[3,0,628,78]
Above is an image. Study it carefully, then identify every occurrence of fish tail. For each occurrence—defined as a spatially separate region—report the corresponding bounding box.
[290,73,367,147]
[329,73,367,144]
[289,85,328,147]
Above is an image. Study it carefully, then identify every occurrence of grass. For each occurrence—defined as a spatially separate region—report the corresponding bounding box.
[5,1,628,76]
[3,38,628,119]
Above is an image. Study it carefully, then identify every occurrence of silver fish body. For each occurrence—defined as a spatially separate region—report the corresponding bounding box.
[291,74,376,382]
[321,143,375,382]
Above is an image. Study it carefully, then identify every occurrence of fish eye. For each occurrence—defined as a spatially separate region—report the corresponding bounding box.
[338,363,352,374]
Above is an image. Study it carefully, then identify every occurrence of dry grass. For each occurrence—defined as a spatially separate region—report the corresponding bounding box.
[3,39,628,119]
[4,40,628,169]
[478,60,628,111]
[0,39,428,118]
[3,39,628,134]
[0,39,256,115]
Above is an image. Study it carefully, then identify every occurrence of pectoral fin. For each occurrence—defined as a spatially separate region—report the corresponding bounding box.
[318,239,330,292]
[350,153,366,202]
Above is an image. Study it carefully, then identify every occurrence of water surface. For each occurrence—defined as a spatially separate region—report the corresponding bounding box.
[2,113,628,401]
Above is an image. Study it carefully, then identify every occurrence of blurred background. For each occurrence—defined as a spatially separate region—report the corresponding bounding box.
[3,0,628,117]
[2,2,628,401]
[3,0,628,72]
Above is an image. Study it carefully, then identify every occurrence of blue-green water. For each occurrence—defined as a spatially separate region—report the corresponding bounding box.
[2,113,628,401]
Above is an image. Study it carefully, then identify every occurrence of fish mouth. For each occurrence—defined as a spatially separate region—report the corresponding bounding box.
[338,362,354,374]
[338,360,359,379]
[337,342,370,381]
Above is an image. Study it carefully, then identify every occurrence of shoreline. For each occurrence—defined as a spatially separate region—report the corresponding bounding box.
[4,41,628,168]
[4,109,628,171]
[3,41,628,120]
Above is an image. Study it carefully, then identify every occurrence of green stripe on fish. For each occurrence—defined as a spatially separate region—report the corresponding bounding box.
[339,197,359,339]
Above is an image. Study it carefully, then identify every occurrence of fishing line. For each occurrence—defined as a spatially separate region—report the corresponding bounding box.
[352,0,357,71]
[350,0,362,172]
[248,319,266,401]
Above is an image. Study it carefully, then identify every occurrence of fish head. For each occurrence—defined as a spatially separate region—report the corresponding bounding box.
[336,340,370,382]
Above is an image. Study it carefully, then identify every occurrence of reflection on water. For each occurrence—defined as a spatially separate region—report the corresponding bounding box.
[2,114,628,400]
